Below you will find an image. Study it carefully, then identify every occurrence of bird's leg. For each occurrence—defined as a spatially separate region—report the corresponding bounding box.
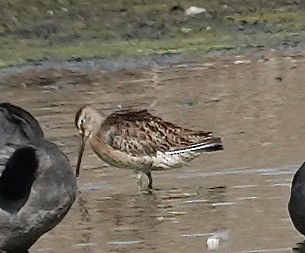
[135,171,144,190]
[146,172,153,189]
[135,171,153,192]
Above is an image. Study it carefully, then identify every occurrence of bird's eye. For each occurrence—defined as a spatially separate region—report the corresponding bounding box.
[80,118,85,125]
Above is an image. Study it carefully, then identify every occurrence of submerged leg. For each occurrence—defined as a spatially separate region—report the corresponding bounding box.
[136,171,144,189]
[146,172,153,189]
[135,171,153,191]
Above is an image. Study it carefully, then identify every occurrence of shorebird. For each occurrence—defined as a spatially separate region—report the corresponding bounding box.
[288,162,305,236]
[75,105,223,190]
[0,103,77,253]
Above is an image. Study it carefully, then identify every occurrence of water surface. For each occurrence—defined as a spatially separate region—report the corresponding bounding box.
[1,49,304,253]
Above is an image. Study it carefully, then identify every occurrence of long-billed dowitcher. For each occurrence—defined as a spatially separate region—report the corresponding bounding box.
[288,162,305,236]
[0,103,76,253]
[75,105,223,190]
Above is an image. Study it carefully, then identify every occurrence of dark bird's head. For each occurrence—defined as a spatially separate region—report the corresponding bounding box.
[0,103,44,141]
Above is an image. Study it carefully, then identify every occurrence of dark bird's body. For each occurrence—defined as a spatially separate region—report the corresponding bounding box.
[289,162,305,236]
[0,103,76,253]
[75,106,223,190]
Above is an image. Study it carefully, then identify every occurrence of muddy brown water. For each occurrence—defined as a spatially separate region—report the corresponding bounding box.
[0,49,304,253]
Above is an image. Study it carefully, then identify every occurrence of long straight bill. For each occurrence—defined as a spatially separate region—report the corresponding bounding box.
[76,136,86,177]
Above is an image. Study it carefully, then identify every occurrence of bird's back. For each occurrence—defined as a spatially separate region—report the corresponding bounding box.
[0,103,43,145]
[93,108,222,170]
[289,162,305,235]
[0,103,44,177]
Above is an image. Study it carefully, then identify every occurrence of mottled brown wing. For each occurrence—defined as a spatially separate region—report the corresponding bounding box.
[101,109,214,156]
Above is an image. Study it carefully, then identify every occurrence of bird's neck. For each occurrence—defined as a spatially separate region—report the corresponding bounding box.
[89,114,103,139]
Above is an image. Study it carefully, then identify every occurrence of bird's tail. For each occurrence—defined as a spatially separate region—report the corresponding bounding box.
[164,137,223,155]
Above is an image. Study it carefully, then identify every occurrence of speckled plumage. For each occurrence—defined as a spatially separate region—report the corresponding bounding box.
[75,105,223,189]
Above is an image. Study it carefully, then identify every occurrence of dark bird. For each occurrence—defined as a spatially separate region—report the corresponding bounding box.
[0,103,77,253]
[289,162,305,236]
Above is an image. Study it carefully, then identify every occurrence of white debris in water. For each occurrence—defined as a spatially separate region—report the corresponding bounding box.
[206,229,229,250]
[169,211,186,215]
[234,60,252,65]
[207,237,219,250]
[203,63,214,67]
[186,6,206,16]
[156,216,165,222]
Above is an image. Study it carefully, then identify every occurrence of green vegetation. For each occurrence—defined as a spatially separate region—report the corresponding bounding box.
[0,0,303,67]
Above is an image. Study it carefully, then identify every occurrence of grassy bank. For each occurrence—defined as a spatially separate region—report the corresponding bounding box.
[0,0,304,67]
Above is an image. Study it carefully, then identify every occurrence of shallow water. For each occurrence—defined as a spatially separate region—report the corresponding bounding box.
[1,49,304,253]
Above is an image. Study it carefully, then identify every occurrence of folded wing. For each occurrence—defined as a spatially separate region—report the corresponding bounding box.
[102,109,222,168]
